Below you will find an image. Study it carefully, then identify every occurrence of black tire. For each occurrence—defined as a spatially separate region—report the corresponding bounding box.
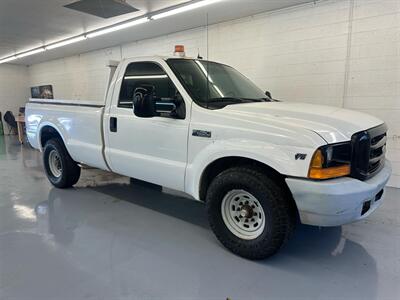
[43,138,81,188]
[206,167,295,260]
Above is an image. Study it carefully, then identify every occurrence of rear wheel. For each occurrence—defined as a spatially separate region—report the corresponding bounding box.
[206,167,295,260]
[43,139,81,188]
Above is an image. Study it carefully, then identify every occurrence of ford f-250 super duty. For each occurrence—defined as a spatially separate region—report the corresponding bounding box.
[26,52,391,259]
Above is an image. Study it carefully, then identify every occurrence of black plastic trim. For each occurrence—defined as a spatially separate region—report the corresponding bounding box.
[30,101,104,108]
[350,123,387,180]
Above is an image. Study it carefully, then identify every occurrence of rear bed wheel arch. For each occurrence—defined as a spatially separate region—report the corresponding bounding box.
[39,124,66,150]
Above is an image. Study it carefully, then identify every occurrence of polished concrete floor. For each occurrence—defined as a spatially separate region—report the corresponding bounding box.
[0,135,399,300]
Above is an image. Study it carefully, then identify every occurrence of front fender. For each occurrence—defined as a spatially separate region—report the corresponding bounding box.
[185,139,315,200]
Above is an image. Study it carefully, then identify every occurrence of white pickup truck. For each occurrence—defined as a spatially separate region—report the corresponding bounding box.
[26,53,391,259]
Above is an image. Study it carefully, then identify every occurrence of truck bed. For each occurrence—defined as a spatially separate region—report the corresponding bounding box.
[26,98,109,171]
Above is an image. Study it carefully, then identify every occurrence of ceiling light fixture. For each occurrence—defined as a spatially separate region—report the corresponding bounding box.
[46,35,87,50]
[0,56,18,64]
[0,0,225,65]
[16,48,45,58]
[152,0,223,20]
[87,17,150,38]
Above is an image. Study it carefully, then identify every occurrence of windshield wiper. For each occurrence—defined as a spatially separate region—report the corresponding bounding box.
[241,98,270,102]
[207,97,247,103]
[207,97,268,103]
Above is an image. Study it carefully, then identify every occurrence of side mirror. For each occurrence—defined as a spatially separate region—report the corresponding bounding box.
[265,91,272,99]
[133,86,156,118]
[133,86,185,119]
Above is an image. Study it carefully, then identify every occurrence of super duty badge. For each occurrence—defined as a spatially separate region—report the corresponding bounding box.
[192,130,211,138]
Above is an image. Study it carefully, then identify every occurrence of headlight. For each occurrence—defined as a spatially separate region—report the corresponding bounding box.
[308,142,351,179]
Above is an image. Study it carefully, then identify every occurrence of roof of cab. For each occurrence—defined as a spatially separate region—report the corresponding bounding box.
[121,55,196,63]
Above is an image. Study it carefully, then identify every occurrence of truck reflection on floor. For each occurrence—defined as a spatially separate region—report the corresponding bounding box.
[33,181,377,299]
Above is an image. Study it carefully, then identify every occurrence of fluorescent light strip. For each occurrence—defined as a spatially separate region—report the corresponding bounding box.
[124,75,168,80]
[16,48,45,58]
[214,85,224,98]
[46,36,87,50]
[195,60,224,97]
[0,0,225,65]
[195,60,214,83]
[0,56,17,64]
[87,17,149,38]
[152,0,223,20]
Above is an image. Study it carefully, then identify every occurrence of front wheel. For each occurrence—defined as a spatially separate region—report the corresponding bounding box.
[206,167,295,260]
[43,139,81,188]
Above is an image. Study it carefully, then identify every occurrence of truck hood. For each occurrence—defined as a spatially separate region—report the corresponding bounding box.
[222,102,384,143]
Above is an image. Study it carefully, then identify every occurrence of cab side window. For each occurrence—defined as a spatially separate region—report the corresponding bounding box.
[118,62,182,111]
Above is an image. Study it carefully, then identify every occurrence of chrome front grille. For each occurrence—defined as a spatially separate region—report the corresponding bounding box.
[351,124,387,180]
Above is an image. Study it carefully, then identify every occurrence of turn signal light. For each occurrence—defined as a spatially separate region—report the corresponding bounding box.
[309,165,351,179]
[310,149,324,168]
[308,149,350,179]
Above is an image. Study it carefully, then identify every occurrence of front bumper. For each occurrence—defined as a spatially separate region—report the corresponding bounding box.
[285,160,392,226]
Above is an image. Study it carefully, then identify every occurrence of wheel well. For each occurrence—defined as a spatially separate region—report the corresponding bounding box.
[199,156,299,222]
[199,156,296,204]
[40,126,63,148]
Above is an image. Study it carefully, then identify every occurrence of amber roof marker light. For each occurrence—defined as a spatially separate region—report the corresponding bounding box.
[174,45,186,57]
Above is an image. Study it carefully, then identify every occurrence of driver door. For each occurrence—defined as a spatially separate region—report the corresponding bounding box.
[105,60,189,191]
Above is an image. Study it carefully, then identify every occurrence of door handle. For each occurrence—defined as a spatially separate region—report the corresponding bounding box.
[110,117,117,132]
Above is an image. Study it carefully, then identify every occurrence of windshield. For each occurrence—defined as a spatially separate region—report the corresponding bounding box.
[167,59,268,109]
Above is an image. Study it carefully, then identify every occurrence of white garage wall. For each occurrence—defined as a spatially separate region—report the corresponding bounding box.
[26,48,122,102]
[0,64,29,119]
[27,0,400,187]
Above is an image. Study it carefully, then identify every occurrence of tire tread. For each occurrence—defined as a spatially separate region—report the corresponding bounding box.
[206,166,295,260]
[43,138,81,188]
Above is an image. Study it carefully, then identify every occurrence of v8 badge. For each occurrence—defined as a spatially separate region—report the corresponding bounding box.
[295,153,307,160]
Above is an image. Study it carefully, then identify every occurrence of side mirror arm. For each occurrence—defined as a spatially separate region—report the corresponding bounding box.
[155,101,176,114]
